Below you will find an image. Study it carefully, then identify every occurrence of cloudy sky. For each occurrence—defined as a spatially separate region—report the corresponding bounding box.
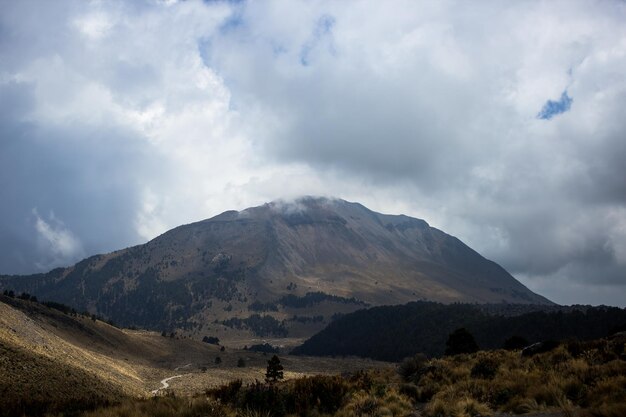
[1,0,625,306]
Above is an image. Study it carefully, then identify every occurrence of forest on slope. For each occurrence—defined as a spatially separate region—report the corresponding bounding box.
[292,301,626,361]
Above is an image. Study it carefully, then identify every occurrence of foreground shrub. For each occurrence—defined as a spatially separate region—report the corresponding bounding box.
[470,356,499,380]
[84,396,233,417]
[288,375,348,414]
[398,353,428,382]
[206,379,242,404]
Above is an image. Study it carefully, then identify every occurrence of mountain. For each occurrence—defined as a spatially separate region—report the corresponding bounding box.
[0,197,550,341]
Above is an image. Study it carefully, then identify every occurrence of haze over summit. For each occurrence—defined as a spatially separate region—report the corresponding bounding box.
[1,0,626,306]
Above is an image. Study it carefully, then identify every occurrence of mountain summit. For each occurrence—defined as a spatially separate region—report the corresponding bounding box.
[0,197,551,338]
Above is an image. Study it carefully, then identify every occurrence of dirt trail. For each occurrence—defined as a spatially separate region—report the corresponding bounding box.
[174,363,192,371]
[151,363,194,395]
[151,375,185,395]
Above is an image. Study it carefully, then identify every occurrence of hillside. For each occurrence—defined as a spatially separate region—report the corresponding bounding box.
[0,294,390,416]
[292,301,626,361]
[0,197,550,341]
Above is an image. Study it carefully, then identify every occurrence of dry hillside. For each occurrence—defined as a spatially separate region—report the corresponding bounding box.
[0,295,390,416]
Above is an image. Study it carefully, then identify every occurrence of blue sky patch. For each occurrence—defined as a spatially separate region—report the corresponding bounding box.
[300,14,336,66]
[537,91,573,120]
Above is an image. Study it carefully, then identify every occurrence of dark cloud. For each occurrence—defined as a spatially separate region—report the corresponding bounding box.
[0,81,159,273]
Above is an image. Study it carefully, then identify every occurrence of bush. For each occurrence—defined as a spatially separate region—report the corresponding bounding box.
[289,375,348,414]
[398,353,428,383]
[206,379,242,404]
[240,382,286,416]
[202,336,220,345]
[503,335,529,350]
[247,343,279,354]
[470,356,500,379]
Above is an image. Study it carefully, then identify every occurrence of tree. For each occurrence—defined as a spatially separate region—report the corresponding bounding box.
[202,336,220,345]
[503,335,529,350]
[445,328,478,355]
[265,355,284,383]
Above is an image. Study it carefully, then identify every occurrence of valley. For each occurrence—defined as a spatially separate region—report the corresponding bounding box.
[0,294,390,416]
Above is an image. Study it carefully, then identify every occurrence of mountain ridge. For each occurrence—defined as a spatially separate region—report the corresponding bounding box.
[0,197,551,340]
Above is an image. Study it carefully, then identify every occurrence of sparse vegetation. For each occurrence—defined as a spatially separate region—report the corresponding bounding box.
[288,314,324,323]
[202,335,220,345]
[222,314,288,337]
[279,291,367,308]
[248,301,279,312]
[247,343,279,354]
[0,341,126,417]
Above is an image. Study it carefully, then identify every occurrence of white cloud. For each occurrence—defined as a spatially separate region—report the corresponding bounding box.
[74,11,115,40]
[33,209,84,270]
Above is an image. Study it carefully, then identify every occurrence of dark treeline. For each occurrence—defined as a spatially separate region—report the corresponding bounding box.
[1,291,117,327]
[291,301,626,361]
[278,292,368,308]
[222,314,288,337]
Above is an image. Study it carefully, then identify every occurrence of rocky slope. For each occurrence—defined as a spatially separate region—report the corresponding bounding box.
[0,197,551,339]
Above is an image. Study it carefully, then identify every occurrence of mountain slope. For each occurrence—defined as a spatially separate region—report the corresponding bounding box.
[0,197,550,337]
[0,294,393,416]
[292,301,626,361]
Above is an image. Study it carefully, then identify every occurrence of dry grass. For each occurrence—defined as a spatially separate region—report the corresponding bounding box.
[3,296,625,417]
[402,339,626,417]
[0,296,392,416]
[82,396,234,417]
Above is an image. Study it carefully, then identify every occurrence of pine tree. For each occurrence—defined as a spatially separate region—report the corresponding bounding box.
[265,355,284,383]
